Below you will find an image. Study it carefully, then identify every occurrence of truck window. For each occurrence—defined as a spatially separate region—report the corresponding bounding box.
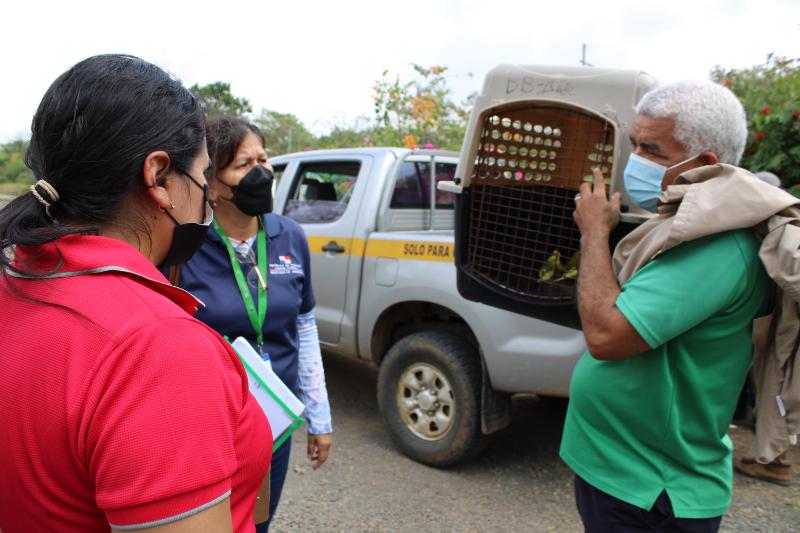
[271,163,286,194]
[284,161,360,224]
[434,162,456,209]
[390,161,456,209]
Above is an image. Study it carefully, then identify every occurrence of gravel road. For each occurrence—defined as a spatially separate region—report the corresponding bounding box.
[272,351,800,532]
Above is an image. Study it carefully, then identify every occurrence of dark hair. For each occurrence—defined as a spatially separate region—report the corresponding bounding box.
[205,116,266,179]
[0,54,205,274]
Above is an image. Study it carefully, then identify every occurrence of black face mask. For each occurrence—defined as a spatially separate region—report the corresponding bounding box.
[159,172,214,268]
[225,165,274,216]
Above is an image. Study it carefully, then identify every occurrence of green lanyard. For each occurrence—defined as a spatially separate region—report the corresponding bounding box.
[213,219,268,351]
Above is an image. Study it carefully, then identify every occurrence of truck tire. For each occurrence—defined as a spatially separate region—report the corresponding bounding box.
[377,331,486,467]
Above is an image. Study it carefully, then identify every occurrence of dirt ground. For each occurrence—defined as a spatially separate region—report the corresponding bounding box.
[272,351,800,532]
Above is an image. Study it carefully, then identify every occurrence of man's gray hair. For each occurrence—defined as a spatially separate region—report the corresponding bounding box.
[755,171,782,188]
[636,80,747,165]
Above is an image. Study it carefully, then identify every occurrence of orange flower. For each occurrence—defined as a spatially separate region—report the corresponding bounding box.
[761,106,770,115]
[410,97,436,121]
[403,134,418,149]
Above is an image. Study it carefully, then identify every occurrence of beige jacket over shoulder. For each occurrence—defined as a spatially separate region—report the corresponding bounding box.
[611,163,800,463]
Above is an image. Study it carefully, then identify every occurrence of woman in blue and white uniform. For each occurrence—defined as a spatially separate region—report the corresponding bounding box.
[174,116,332,532]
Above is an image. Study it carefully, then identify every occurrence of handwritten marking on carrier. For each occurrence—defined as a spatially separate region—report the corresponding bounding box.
[506,77,575,97]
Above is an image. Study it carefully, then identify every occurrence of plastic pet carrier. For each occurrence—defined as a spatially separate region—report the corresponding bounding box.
[440,65,657,328]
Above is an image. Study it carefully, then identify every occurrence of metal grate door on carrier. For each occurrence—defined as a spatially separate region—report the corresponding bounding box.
[444,65,657,328]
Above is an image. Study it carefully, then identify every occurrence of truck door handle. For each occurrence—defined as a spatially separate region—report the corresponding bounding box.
[321,241,346,254]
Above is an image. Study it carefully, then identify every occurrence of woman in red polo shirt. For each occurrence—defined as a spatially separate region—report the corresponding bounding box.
[0,54,271,532]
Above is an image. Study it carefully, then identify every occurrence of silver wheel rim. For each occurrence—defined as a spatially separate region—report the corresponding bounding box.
[396,363,455,441]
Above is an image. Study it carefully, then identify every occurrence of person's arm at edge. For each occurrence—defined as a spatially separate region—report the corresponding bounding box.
[575,169,651,361]
[296,310,333,469]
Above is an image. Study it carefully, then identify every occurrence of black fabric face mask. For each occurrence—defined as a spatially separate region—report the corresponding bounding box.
[159,175,214,268]
[227,165,274,217]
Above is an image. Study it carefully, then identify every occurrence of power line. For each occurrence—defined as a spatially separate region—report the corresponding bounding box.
[580,44,594,67]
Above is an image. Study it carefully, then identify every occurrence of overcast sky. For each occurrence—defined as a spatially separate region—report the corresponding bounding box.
[2,0,798,143]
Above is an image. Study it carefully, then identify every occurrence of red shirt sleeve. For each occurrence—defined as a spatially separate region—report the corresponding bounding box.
[80,318,245,528]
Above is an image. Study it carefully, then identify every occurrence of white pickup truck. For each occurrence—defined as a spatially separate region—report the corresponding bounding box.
[270,148,586,466]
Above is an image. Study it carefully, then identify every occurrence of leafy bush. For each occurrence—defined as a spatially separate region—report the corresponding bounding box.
[372,64,473,151]
[711,55,800,188]
[0,139,32,185]
[189,81,252,119]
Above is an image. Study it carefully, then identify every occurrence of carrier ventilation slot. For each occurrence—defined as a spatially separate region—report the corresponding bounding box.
[467,106,614,302]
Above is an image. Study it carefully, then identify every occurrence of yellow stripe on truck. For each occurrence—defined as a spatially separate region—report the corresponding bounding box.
[366,239,455,262]
[306,236,454,262]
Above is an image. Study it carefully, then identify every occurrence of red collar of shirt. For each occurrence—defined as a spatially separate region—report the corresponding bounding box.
[11,234,203,315]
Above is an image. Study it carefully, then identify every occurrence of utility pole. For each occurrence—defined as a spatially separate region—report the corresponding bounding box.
[580,44,593,67]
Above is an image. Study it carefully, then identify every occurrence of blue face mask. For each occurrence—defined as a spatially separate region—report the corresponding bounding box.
[623,153,699,212]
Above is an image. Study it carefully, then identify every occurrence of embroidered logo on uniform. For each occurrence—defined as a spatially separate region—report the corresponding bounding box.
[270,256,304,275]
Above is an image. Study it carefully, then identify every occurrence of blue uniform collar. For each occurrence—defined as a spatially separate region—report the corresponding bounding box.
[264,214,283,238]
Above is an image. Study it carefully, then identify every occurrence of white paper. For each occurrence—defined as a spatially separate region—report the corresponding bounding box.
[232,337,306,443]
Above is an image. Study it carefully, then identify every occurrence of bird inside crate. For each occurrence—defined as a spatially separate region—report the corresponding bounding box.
[441,65,657,328]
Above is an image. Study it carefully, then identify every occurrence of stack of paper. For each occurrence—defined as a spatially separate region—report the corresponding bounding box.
[231,337,306,451]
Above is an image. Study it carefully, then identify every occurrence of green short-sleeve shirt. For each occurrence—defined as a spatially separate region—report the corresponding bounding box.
[560,229,772,519]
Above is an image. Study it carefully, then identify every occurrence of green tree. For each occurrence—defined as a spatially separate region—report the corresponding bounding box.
[372,64,473,151]
[189,81,252,118]
[315,125,372,150]
[711,55,800,187]
[0,138,33,185]
[253,109,315,156]
[186,67,472,154]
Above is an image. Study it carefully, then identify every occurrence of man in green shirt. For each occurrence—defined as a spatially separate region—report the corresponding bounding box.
[560,80,773,532]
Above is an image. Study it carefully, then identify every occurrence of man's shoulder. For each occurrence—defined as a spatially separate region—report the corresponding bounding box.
[651,229,768,300]
[627,229,762,289]
[711,227,759,248]
[726,228,762,258]
[673,228,759,263]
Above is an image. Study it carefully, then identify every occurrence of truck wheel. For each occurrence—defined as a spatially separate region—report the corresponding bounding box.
[377,331,486,467]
